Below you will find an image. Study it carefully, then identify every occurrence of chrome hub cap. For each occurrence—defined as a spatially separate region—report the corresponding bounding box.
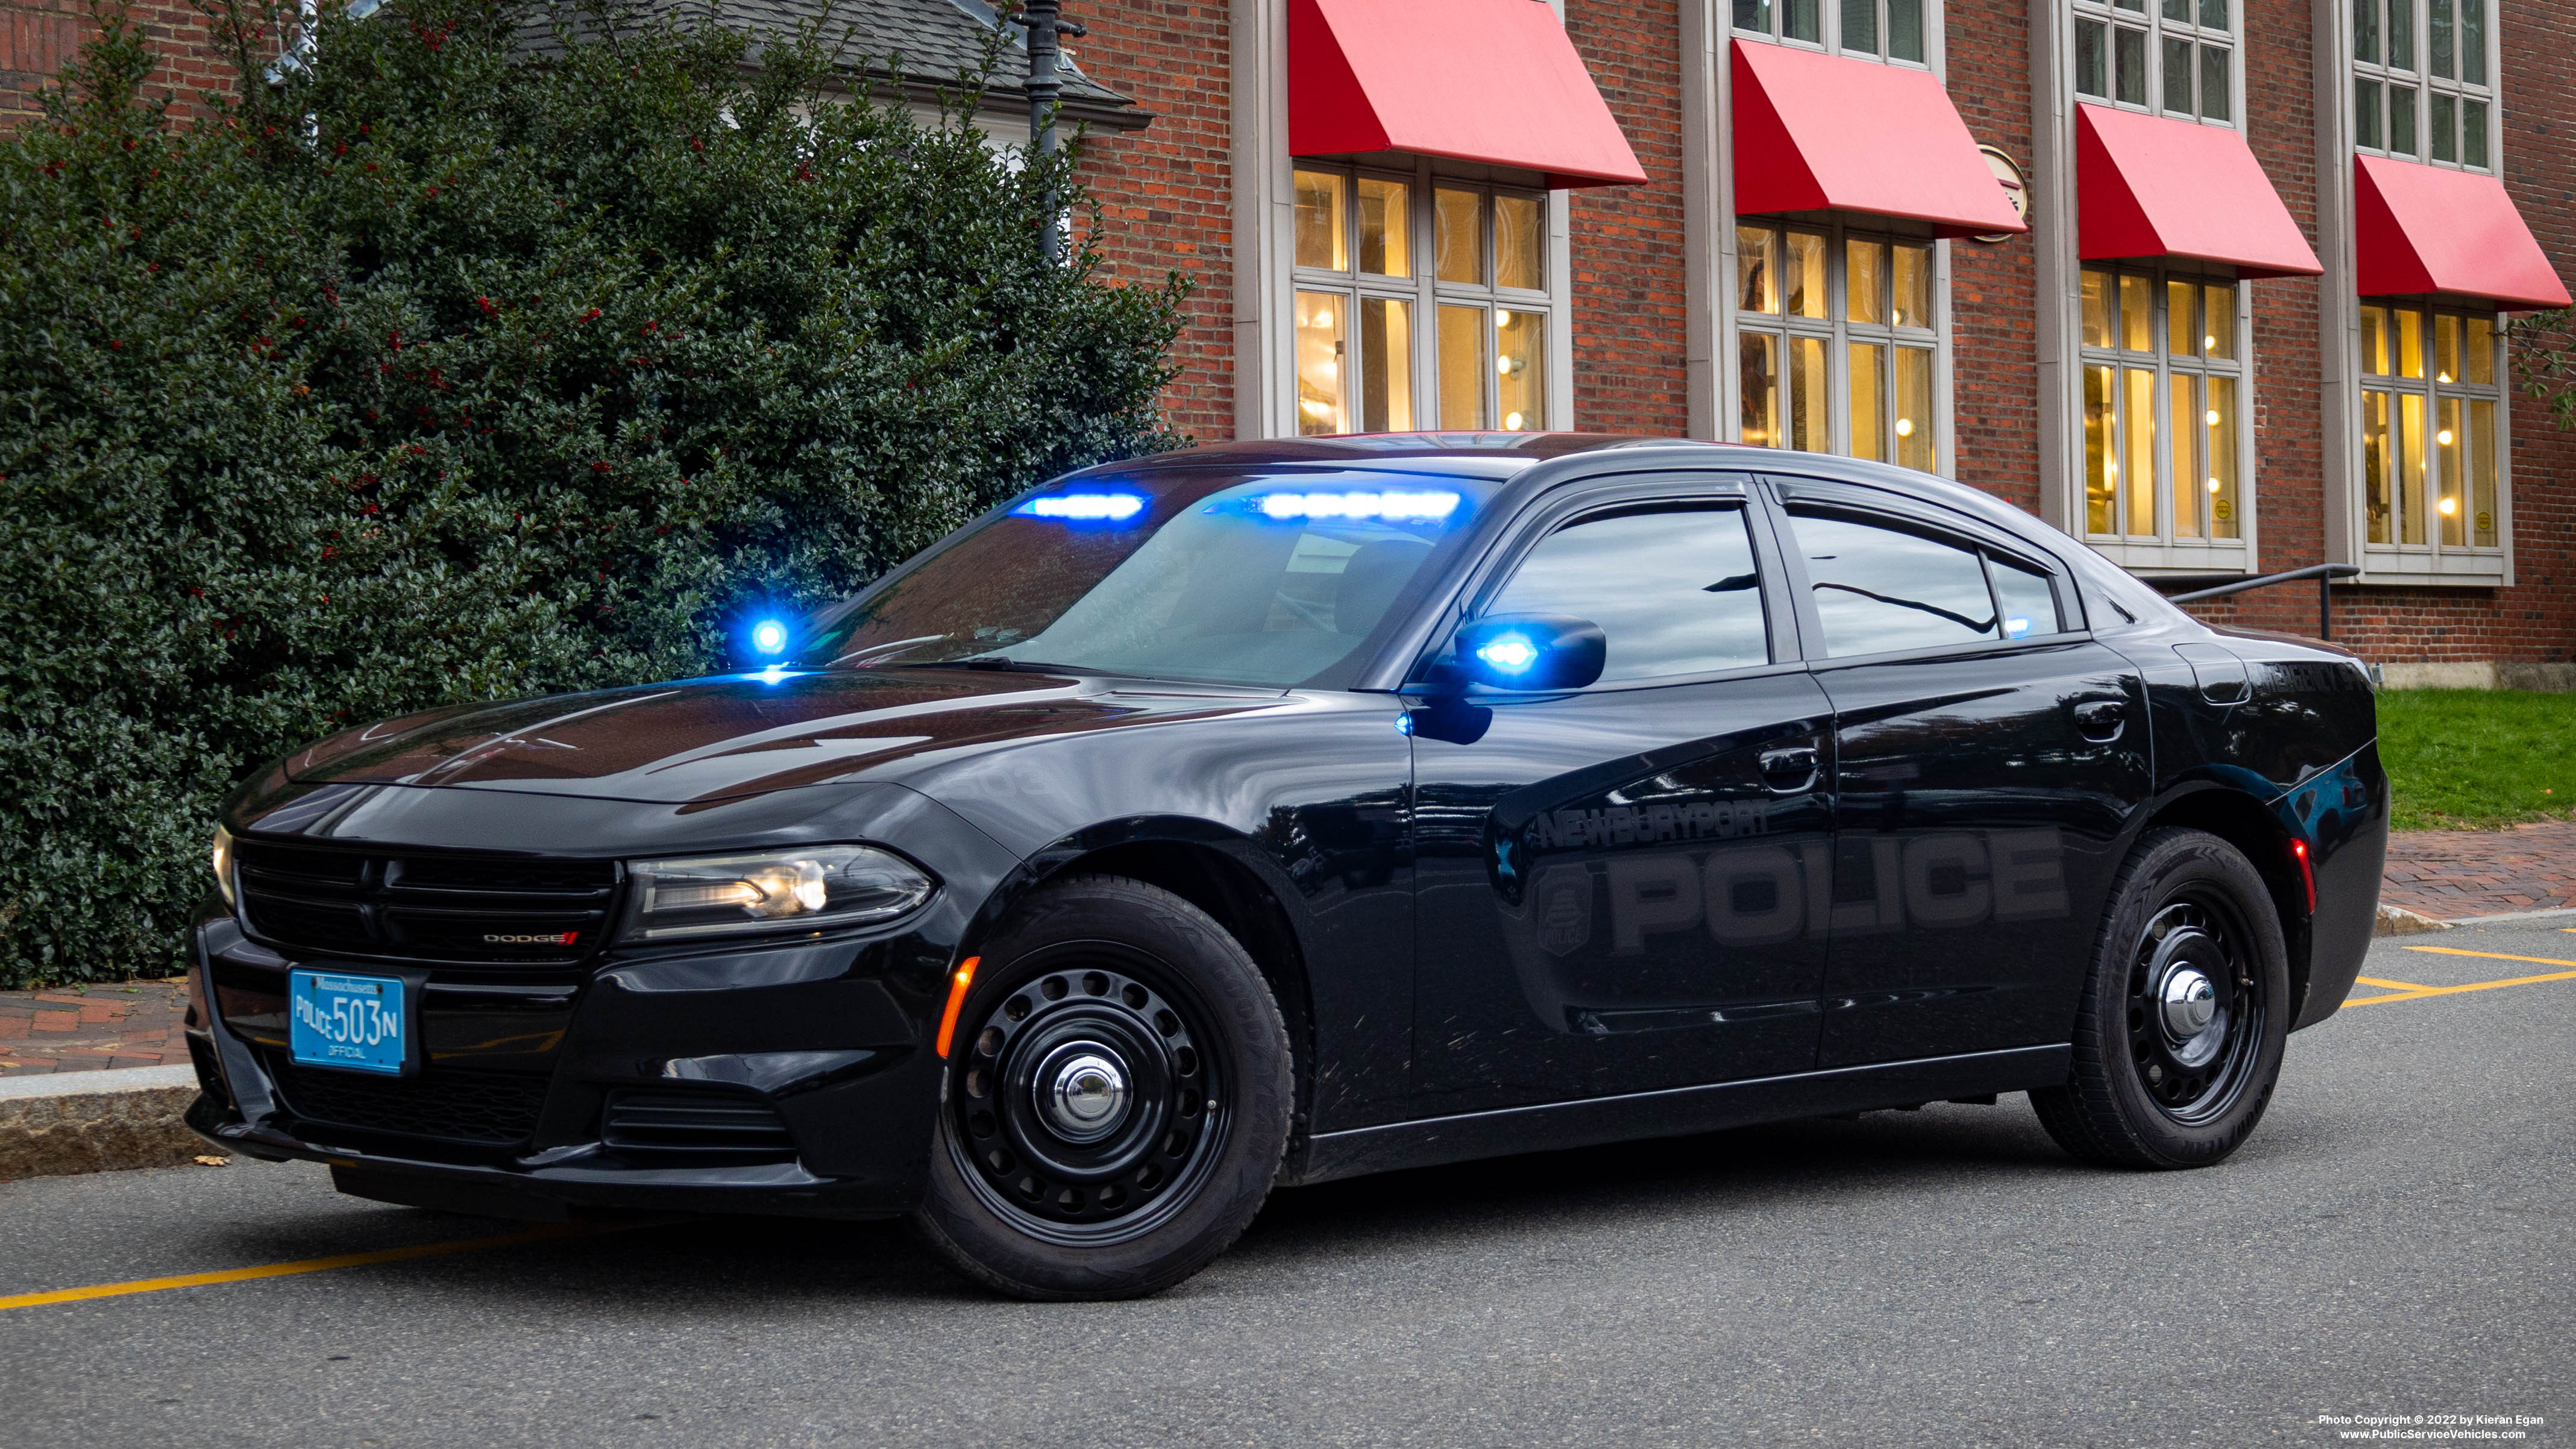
[2159,965,2222,1065]
[1039,1045,1131,1143]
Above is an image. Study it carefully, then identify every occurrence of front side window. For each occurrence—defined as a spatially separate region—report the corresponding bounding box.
[808,470,1498,687]
[2073,0,2235,122]
[2351,0,2492,169]
[1733,0,1928,62]
[1735,222,1940,473]
[2077,265,2248,545]
[2358,304,2502,552]
[1292,166,1551,436]
[1487,506,1772,682]
[1787,511,2066,656]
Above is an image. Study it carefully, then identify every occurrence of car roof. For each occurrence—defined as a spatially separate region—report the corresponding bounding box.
[1091,433,2075,559]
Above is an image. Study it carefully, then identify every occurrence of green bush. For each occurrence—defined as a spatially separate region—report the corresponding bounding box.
[0,0,1188,987]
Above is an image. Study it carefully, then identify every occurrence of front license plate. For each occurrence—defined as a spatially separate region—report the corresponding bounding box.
[289,970,408,1075]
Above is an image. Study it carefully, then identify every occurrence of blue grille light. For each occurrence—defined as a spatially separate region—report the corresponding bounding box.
[1014,492,1147,521]
[1475,635,1541,674]
[1239,489,1462,523]
[750,620,790,655]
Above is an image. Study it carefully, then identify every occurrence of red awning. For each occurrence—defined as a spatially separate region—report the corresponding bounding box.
[1729,40,2023,238]
[2075,104,2320,278]
[1288,0,1647,189]
[2354,156,2570,310]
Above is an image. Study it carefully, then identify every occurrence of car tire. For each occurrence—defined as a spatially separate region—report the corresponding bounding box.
[911,874,1293,1300]
[2030,827,2292,1170]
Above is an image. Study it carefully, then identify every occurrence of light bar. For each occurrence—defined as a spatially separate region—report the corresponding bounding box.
[1233,490,1462,523]
[1014,492,1147,521]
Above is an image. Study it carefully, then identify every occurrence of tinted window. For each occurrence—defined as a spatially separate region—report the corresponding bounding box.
[1991,558,2064,638]
[1789,512,1999,657]
[1486,506,1770,682]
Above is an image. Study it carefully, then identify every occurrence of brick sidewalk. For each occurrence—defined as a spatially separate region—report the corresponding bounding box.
[2380,820,2576,922]
[0,822,2565,1078]
[0,979,192,1078]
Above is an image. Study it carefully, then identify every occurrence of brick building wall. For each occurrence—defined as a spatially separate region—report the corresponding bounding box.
[2,0,228,127]
[7,0,2572,666]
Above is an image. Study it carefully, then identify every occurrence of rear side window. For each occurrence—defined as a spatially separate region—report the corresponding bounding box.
[1990,557,2064,638]
[1788,512,1999,656]
[1486,506,1770,682]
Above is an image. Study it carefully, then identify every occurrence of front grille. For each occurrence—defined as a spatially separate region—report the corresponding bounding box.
[235,841,617,964]
[269,1057,548,1146]
[602,1088,796,1160]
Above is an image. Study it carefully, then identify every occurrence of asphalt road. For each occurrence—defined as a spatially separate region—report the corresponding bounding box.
[4,919,2572,1449]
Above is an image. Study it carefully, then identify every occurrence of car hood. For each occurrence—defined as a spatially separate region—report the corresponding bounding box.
[278,668,1288,805]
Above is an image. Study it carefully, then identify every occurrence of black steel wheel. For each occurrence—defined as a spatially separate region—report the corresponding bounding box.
[2032,828,2291,1169]
[950,951,1225,1245]
[913,875,1292,1299]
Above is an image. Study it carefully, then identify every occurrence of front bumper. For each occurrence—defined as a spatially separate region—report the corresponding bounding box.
[185,904,954,1220]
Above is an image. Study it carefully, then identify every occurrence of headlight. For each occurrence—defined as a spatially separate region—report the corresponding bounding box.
[211,825,238,910]
[615,845,935,943]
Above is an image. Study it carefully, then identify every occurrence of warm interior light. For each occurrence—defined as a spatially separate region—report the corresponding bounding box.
[1895,418,1915,438]
[2205,335,2217,350]
[2205,409,2220,426]
[1497,356,1513,376]
[1504,411,1525,430]
[2438,372,2451,383]
[1497,309,1512,325]
[2207,477,2222,492]
[2440,496,2459,514]
[1299,398,1331,418]
[2437,428,2454,445]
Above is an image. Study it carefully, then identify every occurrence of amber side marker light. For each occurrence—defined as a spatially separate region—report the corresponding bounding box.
[2290,839,2316,914]
[935,956,981,1058]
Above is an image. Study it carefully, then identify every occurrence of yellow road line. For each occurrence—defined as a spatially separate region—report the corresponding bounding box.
[2402,945,2576,969]
[2336,946,2576,1008]
[2352,975,2432,991]
[0,1224,586,1312]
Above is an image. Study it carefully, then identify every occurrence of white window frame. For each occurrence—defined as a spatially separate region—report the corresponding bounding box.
[1231,0,1578,441]
[2073,262,2257,555]
[1680,11,1957,471]
[1728,0,1935,66]
[1732,220,1948,472]
[2349,0,2497,171]
[2069,0,2242,125]
[2034,0,2261,574]
[1287,162,1562,435]
[2353,301,2512,574]
[2314,0,2513,586]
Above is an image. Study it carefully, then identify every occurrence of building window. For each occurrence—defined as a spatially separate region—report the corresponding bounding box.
[2076,265,2249,544]
[2073,0,2234,123]
[2351,0,2492,169]
[1290,165,1551,435]
[1735,222,1940,473]
[2358,304,2503,552]
[1732,0,1927,62]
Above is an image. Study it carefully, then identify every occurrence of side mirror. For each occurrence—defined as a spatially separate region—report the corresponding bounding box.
[1451,614,1607,692]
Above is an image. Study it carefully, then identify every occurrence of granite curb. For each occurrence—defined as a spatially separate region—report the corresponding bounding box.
[0,1064,210,1181]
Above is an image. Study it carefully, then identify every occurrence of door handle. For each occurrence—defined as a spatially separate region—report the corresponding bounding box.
[1758,745,1820,793]
[2075,700,2126,742]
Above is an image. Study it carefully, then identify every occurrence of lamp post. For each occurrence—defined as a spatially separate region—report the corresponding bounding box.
[1022,0,1084,263]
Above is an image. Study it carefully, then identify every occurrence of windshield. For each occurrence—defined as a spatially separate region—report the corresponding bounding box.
[804,468,1501,687]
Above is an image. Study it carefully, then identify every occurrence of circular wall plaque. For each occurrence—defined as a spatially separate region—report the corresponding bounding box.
[1973,145,2030,245]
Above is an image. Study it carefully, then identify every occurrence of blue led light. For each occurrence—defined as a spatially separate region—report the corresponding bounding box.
[1227,489,1462,523]
[1394,711,1415,736]
[2004,617,2032,638]
[750,620,790,655]
[755,665,794,685]
[1476,635,1541,674]
[1014,492,1147,521]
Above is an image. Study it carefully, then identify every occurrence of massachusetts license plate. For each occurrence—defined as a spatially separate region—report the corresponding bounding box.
[289,970,408,1075]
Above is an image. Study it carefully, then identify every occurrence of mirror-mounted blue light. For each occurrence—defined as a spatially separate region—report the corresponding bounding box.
[1475,634,1541,674]
[1014,492,1147,521]
[750,620,790,655]
[1223,490,1462,523]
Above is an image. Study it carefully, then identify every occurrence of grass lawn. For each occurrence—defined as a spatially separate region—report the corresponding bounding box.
[2375,688,2576,831]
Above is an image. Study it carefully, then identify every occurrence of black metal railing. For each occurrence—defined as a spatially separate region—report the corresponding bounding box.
[2161,563,2361,641]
